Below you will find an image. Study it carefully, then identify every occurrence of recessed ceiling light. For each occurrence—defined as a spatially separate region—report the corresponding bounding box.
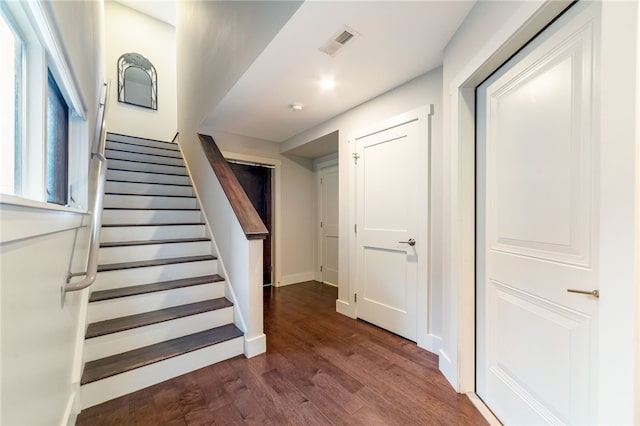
[320,78,335,90]
[291,103,304,111]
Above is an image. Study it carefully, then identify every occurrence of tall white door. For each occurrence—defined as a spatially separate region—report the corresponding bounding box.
[320,164,339,286]
[355,113,428,341]
[476,2,599,424]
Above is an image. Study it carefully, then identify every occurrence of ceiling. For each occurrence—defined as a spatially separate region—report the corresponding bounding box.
[114,0,475,156]
[114,0,176,27]
[201,1,475,145]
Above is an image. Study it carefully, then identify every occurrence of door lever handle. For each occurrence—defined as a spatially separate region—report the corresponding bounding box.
[398,238,416,247]
[567,289,599,298]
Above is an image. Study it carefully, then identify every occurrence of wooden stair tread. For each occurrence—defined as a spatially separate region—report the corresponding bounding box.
[100,237,210,248]
[89,274,224,302]
[86,298,233,339]
[97,255,216,272]
[107,168,188,177]
[106,179,192,187]
[107,133,178,148]
[105,147,182,160]
[101,222,206,228]
[105,192,196,199]
[103,207,200,211]
[81,324,243,385]
[106,156,186,168]
[106,139,180,152]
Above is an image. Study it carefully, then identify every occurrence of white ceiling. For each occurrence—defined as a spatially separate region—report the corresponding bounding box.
[114,0,176,27]
[201,1,475,144]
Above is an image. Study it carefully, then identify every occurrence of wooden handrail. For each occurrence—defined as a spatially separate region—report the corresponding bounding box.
[198,134,268,240]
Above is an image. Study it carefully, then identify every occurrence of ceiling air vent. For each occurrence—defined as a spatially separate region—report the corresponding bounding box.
[319,26,360,57]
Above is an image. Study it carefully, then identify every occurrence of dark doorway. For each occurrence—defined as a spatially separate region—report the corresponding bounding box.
[228,162,273,285]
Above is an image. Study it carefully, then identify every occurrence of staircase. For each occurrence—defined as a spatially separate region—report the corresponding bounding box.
[80,133,243,409]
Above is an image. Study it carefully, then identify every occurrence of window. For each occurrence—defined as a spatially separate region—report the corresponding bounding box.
[0,9,22,195]
[46,70,69,205]
[0,1,89,210]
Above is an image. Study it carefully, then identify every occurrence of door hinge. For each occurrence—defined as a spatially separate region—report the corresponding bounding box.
[320,265,323,272]
[320,221,323,228]
[354,224,357,233]
[352,152,360,164]
[354,293,357,303]
[320,178,323,184]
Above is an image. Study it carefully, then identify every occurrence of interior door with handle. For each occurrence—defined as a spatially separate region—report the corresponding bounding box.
[355,114,428,341]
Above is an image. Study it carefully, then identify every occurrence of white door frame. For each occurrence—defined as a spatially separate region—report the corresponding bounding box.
[348,105,433,351]
[445,1,639,422]
[221,151,282,287]
[316,157,338,286]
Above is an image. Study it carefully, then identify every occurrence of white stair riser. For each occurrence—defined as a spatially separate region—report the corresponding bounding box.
[93,260,217,291]
[102,209,202,225]
[106,135,180,151]
[98,241,212,264]
[80,337,243,409]
[106,169,190,186]
[107,159,186,175]
[100,224,207,243]
[106,141,182,158]
[88,282,225,322]
[85,308,234,361]
[104,194,197,209]
[106,149,185,167]
[105,181,193,197]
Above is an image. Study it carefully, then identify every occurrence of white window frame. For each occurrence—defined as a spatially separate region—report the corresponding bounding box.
[0,1,88,212]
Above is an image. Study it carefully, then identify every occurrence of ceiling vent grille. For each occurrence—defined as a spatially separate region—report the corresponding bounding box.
[319,26,360,57]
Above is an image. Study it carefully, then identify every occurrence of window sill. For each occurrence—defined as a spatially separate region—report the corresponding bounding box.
[0,194,89,215]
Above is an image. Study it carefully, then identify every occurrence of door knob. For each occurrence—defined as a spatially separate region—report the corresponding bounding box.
[567,289,599,298]
[399,238,416,247]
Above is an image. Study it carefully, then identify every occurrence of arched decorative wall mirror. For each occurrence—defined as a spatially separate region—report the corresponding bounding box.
[117,52,157,110]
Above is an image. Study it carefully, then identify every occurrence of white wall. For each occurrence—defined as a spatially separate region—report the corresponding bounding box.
[282,67,444,352]
[1,1,104,425]
[199,129,317,286]
[104,1,176,141]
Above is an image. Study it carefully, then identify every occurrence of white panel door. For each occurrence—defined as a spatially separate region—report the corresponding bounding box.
[355,116,427,341]
[320,164,339,286]
[476,2,599,425]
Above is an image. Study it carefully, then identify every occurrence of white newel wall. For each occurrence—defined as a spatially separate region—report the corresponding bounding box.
[178,136,265,357]
[104,1,176,141]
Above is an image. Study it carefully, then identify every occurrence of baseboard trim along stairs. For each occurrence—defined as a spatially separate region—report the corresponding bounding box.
[80,133,244,409]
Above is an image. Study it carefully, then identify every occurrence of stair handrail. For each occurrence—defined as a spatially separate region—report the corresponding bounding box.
[63,82,109,294]
[198,133,268,239]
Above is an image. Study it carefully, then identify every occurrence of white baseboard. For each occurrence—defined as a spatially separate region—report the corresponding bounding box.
[439,348,458,391]
[466,393,501,425]
[322,281,338,288]
[277,272,315,287]
[418,333,442,355]
[336,299,356,318]
[61,388,78,426]
[244,333,266,358]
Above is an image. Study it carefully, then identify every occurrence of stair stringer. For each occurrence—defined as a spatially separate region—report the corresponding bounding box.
[175,136,266,358]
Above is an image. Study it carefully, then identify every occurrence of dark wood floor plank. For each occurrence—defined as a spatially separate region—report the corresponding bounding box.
[77,281,488,425]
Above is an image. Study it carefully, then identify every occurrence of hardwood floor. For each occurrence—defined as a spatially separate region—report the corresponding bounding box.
[77,281,488,425]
